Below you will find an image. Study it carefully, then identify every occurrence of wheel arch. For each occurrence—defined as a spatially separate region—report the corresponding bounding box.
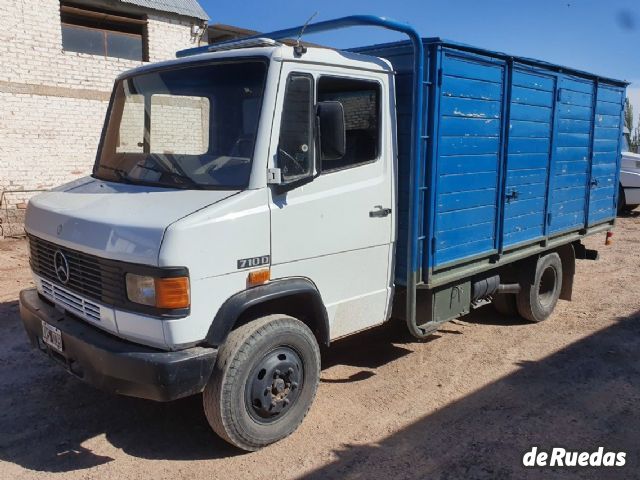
[204,277,330,348]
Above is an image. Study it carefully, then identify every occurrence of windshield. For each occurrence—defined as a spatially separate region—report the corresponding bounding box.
[95,59,268,189]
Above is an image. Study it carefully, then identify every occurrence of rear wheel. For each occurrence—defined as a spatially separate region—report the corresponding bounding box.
[203,315,320,451]
[492,293,518,316]
[516,253,563,323]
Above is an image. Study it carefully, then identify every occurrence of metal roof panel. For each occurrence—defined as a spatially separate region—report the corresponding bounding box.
[121,0,208,20]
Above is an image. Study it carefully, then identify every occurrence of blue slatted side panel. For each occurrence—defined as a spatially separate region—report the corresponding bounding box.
[588,84,624,225]
[503,69,555,247]
[354,39,625,285]
[548,76,595,234]
[433,51,504,266]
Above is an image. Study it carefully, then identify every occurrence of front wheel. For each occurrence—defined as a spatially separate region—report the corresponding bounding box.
[203,315,320,451]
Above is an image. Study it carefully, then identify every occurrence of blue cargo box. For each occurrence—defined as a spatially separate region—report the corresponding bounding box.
[354,39,627,286]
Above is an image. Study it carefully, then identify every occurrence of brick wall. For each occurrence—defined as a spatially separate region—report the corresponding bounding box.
[117,94,210,155]
[320,92,378,131]
[0,0,205,237]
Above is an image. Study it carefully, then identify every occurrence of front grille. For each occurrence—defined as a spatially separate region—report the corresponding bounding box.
[41,277,102,323]
[29,235,127,306]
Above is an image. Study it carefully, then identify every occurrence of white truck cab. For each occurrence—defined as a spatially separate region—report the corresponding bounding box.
[620,132,640,212]
[20,39,397,450]
[26,43,396,349]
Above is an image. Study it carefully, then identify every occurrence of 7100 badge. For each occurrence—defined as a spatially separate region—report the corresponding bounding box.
[237,255,270,270]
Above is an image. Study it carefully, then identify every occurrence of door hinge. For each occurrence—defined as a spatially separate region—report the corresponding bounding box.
[437,68,443,87]
[547,212,552,225]
[505,189,519,202]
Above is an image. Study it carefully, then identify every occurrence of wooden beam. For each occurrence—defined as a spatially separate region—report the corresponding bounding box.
[60,5,147,26]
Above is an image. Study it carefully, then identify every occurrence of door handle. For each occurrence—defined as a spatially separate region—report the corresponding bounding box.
[369,205,392,218]
[590,178,599,187]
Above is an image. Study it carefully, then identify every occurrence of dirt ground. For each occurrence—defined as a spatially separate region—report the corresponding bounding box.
[1,214,639,480]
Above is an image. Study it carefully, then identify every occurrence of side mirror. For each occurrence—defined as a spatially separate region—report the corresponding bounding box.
[317,101,346,161]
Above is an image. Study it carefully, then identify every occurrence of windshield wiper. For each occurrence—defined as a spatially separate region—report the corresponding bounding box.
[97,163,202,189]
[134,163,204,189]
[97,165,139,184]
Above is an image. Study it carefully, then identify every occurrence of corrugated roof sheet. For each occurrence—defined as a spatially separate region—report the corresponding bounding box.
[121,0,209,20]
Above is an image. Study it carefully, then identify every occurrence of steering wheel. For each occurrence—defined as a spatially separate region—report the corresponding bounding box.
[207,156,250,175]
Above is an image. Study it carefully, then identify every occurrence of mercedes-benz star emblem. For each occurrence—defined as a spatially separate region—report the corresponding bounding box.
[53,250,70,284]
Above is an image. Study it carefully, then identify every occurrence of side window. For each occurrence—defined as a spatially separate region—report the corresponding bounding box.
[318,77,380,172]
[278,74,314,181]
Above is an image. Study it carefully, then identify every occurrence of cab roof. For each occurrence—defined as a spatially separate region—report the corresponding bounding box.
[116,41,392,81]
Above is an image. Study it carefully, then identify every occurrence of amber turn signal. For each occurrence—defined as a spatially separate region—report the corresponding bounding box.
[248,268,270,286]
[155,276,190,309]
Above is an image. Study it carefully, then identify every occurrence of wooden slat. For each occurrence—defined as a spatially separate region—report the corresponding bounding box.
[60,5,147,26]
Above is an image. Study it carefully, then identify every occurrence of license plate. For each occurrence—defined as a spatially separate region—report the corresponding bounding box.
[42,321,63,353]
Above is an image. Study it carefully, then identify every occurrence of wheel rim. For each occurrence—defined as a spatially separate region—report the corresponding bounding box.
[538,265,557,308]
[245,346,304,424]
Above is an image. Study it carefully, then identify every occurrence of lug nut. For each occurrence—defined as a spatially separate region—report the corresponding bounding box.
[274,369,281,377]
[287,367,294,375]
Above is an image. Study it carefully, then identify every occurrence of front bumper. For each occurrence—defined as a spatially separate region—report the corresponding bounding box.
[19,288,217,402]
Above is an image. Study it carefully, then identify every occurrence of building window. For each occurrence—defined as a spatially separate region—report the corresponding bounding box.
[317,76,380,172]
[60,2,147,61]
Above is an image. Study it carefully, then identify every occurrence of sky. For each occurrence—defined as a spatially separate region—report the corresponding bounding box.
[199,0,640,128]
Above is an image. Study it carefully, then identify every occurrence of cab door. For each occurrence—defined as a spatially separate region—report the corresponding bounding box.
[268,64,394,339]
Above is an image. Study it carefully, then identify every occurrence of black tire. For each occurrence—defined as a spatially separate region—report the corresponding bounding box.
[203,315,320,451]
[516,253,563,323]
[618,184,626,215]
[492,293,518,316]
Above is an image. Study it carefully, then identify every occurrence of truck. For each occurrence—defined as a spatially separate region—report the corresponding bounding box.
[619,129,640,213]
[19,16,627,451]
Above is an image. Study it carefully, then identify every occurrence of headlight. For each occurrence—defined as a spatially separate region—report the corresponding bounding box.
[125,273,190,309]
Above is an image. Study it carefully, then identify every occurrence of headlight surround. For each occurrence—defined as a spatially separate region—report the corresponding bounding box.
[126,273,190,309]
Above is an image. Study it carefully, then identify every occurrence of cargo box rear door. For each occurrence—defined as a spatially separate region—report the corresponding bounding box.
[588,84,625,225]
[547,76,595,234]
[503,67,556,248]
[433,50,506,268]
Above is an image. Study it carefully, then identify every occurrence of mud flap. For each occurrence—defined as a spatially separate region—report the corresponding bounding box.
[557,244,575,301]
